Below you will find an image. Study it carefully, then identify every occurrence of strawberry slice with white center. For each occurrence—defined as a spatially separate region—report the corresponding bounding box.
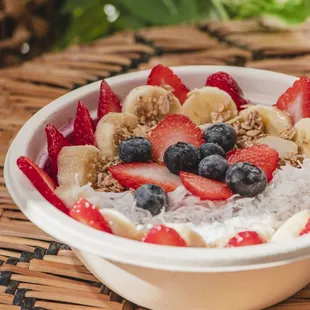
[226,231,265,247]
[299,219,310,236]
[275,77,310,124]
[70,198,112,233]
[142,224,187,247]
[74,101,95,146]
[147,64,190,104]
[17,156,69,214]
[149,114,204,162]
[180,172,232,201]
[97,80,121,120]
[108,162,182,192]
[45,124,71,179]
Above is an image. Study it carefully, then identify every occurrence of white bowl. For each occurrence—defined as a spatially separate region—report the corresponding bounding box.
[5,66,310,310]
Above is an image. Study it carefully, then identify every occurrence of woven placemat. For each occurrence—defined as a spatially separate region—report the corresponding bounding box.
[0,21,310,310]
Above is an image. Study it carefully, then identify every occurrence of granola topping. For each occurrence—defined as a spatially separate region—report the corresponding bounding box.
[230,110,266,148]
[280,127,296,140]
[278,153,304,169]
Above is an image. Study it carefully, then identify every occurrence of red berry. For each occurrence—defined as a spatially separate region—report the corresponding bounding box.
[70,198,112,233]
[147,64,189,104]
[226,231,265,247]
[45,124,71,179]
[149,114,204,162]
[180,172,233,201]
[206,72,249,111]
[276,77,310,124]
[108,162,182,193]
[227,144,278,182]
[97,80,121,120]
[299,219,310,236]
[74,101,95,146]
[142,225,187,247]
[17,156,69,214]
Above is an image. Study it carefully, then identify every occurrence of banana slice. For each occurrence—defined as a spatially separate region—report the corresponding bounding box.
[58,145,101,186]
[165,223,206,247]
[181,86,238,125]
[294,118,310,157]
[101,209,144,240]
[239,105,292,136]
[122,85,181,123]
[95,112,138,157]
[55,184,89,208]
[256,136,298,158]
[271,210,310,242]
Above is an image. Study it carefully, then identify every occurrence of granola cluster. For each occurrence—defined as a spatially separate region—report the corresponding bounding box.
[229,110,265,148]
[211,102,235,124]
[278,153,304,169]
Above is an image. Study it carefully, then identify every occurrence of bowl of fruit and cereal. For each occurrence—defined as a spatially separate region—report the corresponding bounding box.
[5,65,310,310]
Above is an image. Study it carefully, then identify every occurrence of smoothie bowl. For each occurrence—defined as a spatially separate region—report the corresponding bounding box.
[4,65,310,310]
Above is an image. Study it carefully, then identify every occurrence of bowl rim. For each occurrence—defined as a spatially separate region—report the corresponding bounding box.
[5,65,310,272]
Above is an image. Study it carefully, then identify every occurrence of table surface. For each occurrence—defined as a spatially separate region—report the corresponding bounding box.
[0,20,310,310]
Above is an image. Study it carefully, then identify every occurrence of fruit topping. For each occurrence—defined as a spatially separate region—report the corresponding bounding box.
[45,124,71,179]
[74,101,95,146]
[17,156,69,214]
[181,86,238,125]
[101,209,143,239]
[226,231,265,247]
[122,85,181,123]
[198,155,229,182]
[57,145,101,186]
[95,112,138,157]
[164,142,200,175]
[180,172,233,201]
[225,162,267,197]
[203,123,237,152]
[294,118,310,158]
[239,105,292,137]
[275,77,310,124]
[299,219,310,236]
[199,142,226,159]
[98,80,121,120]
[69,198,112,233]
[147,64,189,104]
[134,184,168,216]
[142,224,187,246]
[119,137,152,163]
[108,162,182,192]
[149,114,204,162]
[227,144,278,182]
[206,71,248,111]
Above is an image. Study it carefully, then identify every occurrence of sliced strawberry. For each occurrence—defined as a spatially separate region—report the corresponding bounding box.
[98,80,122,120]
[147,64,189,104]
[45,124,71,179]
[299,219,310,236]
[142,225,187,247]
[180,172,232,201]
[275,77,310,124]
[17,156,69,214]
[74,101,95,146]
[226,231,265,247]
[69,198,112,233]
[149,114,204,162]
[206,72,249,111]
[108,162,182,192]
[227,144,278,182]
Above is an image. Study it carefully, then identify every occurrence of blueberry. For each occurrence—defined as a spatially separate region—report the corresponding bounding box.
[225,162,267,197]
[203,123,237,152]
[119,137,152,162]
[199,143,226,159]
[164,142,200,175]
[198,155,229,181]
[134,184,168,216]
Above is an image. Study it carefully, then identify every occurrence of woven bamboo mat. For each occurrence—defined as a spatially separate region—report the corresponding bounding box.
[0,21,310,310]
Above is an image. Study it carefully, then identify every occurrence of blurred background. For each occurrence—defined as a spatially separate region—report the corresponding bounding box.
[1,0,310,68]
